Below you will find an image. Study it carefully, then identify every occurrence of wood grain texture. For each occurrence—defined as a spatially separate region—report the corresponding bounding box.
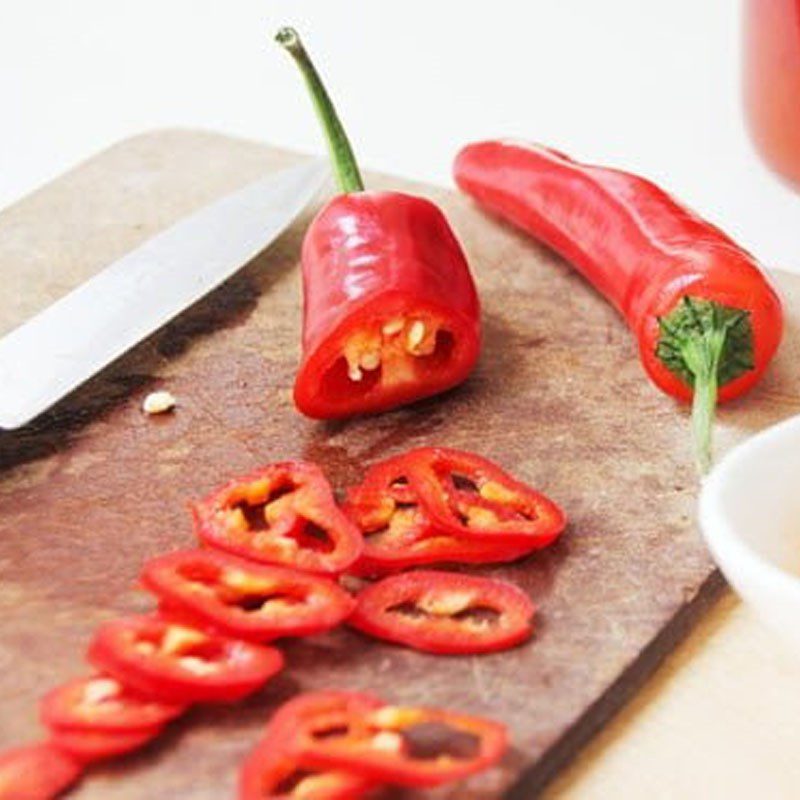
[0,130,799,799]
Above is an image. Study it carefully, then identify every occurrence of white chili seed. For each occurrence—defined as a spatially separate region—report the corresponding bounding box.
[406,320,426,351]
[142,390,176,415]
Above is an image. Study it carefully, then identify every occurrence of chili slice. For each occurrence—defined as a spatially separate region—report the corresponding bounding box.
[279,691,507,788]
[87,615,284,704]
[345,449,564,574]
[141,550,355,642]
[348,570,535,655]
[49,726,162,763]
[0,743,82,800]
[192,462,362,575]
[238,739,373,800]
[276,28,480,419]
[40,674,185,734]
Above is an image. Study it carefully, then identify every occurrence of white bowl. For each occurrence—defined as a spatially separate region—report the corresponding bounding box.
[700,414,800,652]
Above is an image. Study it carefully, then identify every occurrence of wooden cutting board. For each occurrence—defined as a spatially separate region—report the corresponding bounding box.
[1,130,799,799]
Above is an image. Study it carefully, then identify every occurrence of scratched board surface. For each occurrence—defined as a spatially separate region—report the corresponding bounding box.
[1,131,799,799]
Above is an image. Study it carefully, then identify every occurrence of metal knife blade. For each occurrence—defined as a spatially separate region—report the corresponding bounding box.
[0,159,328,429]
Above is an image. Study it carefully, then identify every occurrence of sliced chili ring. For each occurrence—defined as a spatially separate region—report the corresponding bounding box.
[192,462,363,575]
[280,691,507,788]
[0,743,83,799]
[40,674,186,734]
[141,549,355,642]
[238,738,373,800]
[409,447,566,545]
[345,450,563,573]
[87,614,284,704]
[348,570,535,654]
[49,726,162,763]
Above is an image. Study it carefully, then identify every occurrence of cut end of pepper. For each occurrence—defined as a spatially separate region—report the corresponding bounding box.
[656,296,754,474]
[274,27,300,51]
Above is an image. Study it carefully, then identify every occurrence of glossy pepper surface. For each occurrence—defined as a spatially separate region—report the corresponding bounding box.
[349,570,536,654]
[277,28,480,419]
[454,140,784,470]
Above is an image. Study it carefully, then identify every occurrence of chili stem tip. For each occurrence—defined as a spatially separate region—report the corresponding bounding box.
[275,27,301,52]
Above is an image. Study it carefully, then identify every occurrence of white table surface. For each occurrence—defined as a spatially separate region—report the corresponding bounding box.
[4,2,800,798]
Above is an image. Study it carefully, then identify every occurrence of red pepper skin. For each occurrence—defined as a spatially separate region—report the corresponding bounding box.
[0,743,83,800]
[345,448,565,575]
[294,192,481,419]
[141,550,355,642]
[238,739,374,800]
[40,675,185,734]
[279,691,507,789]
[348,570,535,655]
[239,697,375,800]
[87,615,284,704]
[191,462,363,575]
[453,140,783,405]
[49,727,161,763]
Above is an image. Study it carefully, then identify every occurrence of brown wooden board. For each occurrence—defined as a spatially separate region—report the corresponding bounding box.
[1,131,799,799]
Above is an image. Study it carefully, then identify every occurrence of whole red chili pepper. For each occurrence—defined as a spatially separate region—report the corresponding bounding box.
[276,28,480,419]
[454,140,784,470]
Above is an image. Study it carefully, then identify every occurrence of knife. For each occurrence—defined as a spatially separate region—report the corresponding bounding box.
[0,159,328,429]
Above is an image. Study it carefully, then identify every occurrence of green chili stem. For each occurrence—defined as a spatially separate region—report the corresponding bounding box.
[656,296,754,475]
[680,327,726,474]
[275,27,364,194]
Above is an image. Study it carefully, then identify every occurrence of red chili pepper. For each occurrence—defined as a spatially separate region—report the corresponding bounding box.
[454,140,784,471]
[40,675,185,734]
[49,727,161,763]
[348,570,535,655]
[87,615,284,704]
[191,462,363,575]
[276,691,507,788]
[141,549,355,642]
[345,448,565,574]
[0,743,82,800]
[276,28,480,419]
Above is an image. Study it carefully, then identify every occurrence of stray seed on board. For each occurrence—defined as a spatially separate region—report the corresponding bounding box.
[142,390,176,415]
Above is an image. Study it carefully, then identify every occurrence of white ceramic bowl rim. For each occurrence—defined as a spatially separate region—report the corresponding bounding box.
[699,413,800,599]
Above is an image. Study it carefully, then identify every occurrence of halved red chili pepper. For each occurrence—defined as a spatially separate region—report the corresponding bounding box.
[454,140,784,470]
[345,449,565,574]
[87,615,284,704]
[348,570,535,655]
[0,743,82,800]
[277,691,507,789]
[40,674,186,734]
[141,549,355,642]
[49,726,162,763]
[191,462,362,575]
[276,28,480,419]
[238,738,373,800]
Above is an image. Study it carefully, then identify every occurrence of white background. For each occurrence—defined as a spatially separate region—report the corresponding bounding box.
[1,0,799,271]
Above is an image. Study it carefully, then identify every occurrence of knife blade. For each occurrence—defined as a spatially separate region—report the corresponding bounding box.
[0,159,328,429]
